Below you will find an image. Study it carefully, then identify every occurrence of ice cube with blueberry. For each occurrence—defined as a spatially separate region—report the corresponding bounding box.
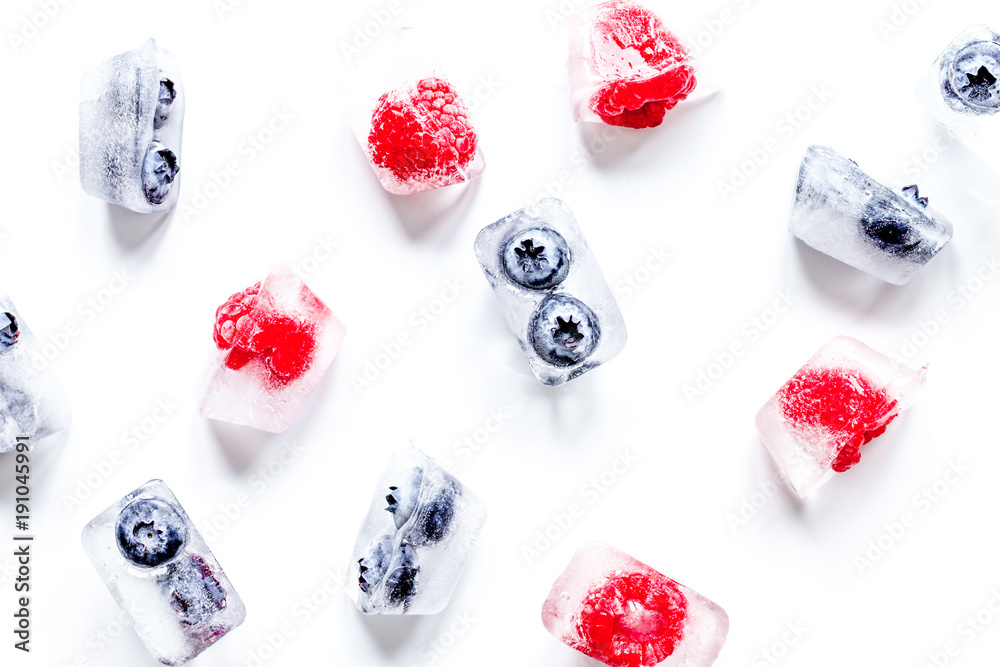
[348,445,486,615]
[474,198,627,386]
[568,0,705,128]
[542,542,729,667]
[789,145,953,285]
[81,480,245,666]
[348,27,485,195]
[80,39,184,213]
[917,25,1000,164]
[197,265,346,433]
[0,291,70,453]
[756,336,926,498]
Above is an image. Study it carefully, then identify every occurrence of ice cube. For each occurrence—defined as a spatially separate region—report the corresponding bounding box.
[789,145,953,285]
[347,445,486,615]
[474,198,627,386]
[756,336,926,498]
[348,28,485,195]
[0,291,70,453]
[568,0,701,128]
[542,542,729,667]
[80,39,184,213]
[197,266,346,433]
[81,480,245,666]
[917,25,1000,164]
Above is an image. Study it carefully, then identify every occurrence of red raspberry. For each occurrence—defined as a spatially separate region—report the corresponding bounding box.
[778,368,898,473]
[368,77,478,185]
[575,572,688,667]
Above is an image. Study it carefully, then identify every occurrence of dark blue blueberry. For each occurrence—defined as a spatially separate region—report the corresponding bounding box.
[357,535,394,594]
[860,195,923,256]
[115,498,187,568]
[404,479,458,547]
[502,227,571,290]
[0,312,19,347]
[943,41,1000,113]
[141,142,179,205]
[383,543,419,607]
[166,553,227,627]
[385,467,423,530]
[528,295,601,367]
[153,77,177,129]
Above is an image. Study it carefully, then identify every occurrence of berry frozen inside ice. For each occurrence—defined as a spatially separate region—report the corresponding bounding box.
[542,542,728,667]
[116,498,188,568]
[529,294,601,367]
[756,336,927,498]
[568,0,698,128]
[502,227,572,290]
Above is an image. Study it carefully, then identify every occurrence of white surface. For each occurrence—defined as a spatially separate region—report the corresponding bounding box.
[1,1,999,666]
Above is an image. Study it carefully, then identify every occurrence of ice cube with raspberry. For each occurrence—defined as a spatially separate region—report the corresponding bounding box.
[474,198,627,386]
[568,0,701,128]
[349,28,485,195]
[756,336,927,498]
[197,266,346,433]
[81,480,245,666]
[543,542,729,667]
[80,39,185,213]
[347,444,487,615]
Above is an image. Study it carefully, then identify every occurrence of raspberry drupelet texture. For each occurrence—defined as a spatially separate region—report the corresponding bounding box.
[368,77,478,186]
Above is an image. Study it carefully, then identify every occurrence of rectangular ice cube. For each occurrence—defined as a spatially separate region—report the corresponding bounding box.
[81,480,245,666]
[348,445,486,615]
[80,38,184,213]
[542,542,729,667]
[789,145,953,285]
[197,265,346,433]
[755,336,926,498]
[474,198,627,386]
[0,292,70,452]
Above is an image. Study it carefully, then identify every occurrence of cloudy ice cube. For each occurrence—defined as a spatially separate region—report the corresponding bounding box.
[789,145,953,285]
[542,542,728,667]
[197,266,346,433]
[756,336,926,498]
[81,480,245,665]
[0,291,70,453]
[475,198,626,386]
[348,445,486,615]
[80,39,185,213]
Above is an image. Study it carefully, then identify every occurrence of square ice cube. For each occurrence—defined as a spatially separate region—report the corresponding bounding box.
[755,336,926,498]
[542,542,729,667]
[348,445,487,615]
[81,480,245,666]
[197,266,345,433]
[789,145,953,285]
[80,38,184,213]
[474,198,627,386]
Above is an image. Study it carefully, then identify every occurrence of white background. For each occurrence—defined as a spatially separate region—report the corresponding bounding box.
[1,0,1000,666]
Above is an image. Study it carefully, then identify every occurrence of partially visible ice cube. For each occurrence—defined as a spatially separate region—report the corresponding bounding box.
[348,445,486,615]
[81,480,245,666]
[197,266,346,433]
[542,542,729,667]
[789,145,953,285]
[0,291,70,453]
[755,336,926,498]
[80,39,185,213]
[475,198,627,386]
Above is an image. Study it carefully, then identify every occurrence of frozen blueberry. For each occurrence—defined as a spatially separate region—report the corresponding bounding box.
[116,498,187,568]
[0,312,19,347]
[167,553,228,627]
[1,388,35,433]
[358,535,394,594]
[406,480,458,546]
[153,77,177,129]
[141,142,179,205]
[502,227,571,290]
[384,543,419,607]
[860,196,923,256]
[528,295,601,367]
[942,40,1000,113]
[385,467,423,530]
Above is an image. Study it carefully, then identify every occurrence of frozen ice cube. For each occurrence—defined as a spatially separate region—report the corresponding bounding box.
[542,542,729,667]
[568,0,702,128]
[474,198,627,386]
[755,336,926,498]
[348,28,485,195]
[789,145,953,285]
[917,25,1000,164]
[80,39,185,213]
[348,445,486,615]
[197,266,346,433]
[0,291,70,453]
[81,480,245,666]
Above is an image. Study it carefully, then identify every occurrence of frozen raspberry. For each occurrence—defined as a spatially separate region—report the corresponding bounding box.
[368,77,478,186]
[575,572,688,667]
[778,368,898,473]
